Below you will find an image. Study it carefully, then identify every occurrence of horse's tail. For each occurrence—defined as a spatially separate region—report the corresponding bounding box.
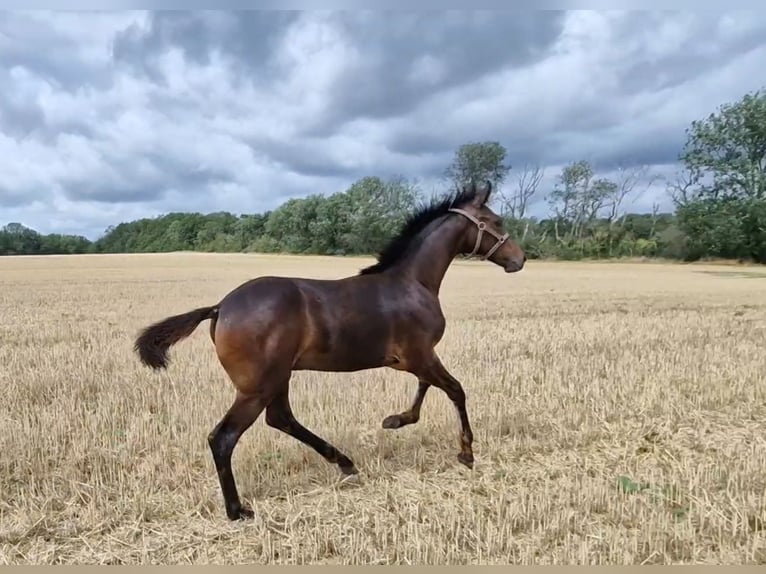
[134,305,219,370]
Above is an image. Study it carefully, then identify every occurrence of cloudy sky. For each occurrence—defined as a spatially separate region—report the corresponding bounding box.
[2,10,765,239]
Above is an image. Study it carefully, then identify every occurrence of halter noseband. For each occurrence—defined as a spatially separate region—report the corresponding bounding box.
[447,207,509,260]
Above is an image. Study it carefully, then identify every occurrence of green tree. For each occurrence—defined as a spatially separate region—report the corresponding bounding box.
[1,223,42,254]
[445,141,511,191]
[681,88,766,201]
[344,175,419,254]
[674,87,766,262]
[264,195,326,253]
[0,223,92,255]
[235,213,269,251]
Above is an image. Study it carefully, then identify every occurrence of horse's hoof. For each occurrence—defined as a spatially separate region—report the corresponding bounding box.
[382,414,403,429]
[340,472,362,486]
[457,452,474,469]
[227,504,255,521]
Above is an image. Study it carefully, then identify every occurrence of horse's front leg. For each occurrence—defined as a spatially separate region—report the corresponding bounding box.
[381,380,430,429]
[413,354,475,468]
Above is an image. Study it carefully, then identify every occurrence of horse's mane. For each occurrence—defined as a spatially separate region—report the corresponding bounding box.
[358,185,479,275]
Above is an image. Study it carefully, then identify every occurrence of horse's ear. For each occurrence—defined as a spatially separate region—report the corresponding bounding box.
[472,179,492,206]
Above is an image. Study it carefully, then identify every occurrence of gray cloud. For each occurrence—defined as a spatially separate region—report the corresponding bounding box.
[112,11,298,84]
[299,11,567,133]
[1,10,765,238]
[608,12,766,94]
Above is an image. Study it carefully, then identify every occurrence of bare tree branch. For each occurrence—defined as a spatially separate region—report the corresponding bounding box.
[499,163,545,220]
[666,167,699,206]
[606,164,659,227]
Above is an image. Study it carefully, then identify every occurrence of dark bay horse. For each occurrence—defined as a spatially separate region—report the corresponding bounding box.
[134,180,526,520]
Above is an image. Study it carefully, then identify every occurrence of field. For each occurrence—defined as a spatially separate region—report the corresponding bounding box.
[1,252,765,564]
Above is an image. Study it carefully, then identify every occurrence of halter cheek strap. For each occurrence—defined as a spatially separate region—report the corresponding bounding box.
[448,208,509,260]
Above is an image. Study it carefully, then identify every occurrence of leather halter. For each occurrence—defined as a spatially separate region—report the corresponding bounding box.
[448,207,509,260]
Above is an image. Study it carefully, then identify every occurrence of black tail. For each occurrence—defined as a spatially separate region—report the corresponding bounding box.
[134,305,218,370]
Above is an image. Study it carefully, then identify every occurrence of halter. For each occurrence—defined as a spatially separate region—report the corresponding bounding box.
[448,207,509,260]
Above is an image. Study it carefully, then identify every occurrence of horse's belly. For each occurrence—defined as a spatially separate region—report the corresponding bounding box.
[293,350,388,372]
[293,315,394,372]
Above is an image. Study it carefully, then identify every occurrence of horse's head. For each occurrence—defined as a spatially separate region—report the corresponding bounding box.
[449,180,526,273]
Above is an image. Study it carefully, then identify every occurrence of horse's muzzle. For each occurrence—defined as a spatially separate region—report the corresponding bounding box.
[504,255,526,273]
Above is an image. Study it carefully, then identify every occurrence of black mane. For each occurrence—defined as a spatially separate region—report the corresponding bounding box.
[358,185,478,275]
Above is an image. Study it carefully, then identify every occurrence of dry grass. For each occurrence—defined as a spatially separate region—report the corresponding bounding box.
[1,252,766,564]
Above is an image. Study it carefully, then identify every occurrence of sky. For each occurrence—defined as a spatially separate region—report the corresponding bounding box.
[1,10,765,240]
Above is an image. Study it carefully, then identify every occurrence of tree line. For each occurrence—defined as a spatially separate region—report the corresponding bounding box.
[3,87,765,263]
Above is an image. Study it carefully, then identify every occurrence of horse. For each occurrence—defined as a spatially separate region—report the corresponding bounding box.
[133,180,526,520]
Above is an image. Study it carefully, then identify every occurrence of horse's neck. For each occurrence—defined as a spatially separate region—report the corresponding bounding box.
[398,217,463,295]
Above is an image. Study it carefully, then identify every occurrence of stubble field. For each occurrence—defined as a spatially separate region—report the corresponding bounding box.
[1,252,765,564]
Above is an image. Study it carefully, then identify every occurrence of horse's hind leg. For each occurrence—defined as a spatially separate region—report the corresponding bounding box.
[381,379,430,429]
[265,386,358,476]
[207,390,270,520]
